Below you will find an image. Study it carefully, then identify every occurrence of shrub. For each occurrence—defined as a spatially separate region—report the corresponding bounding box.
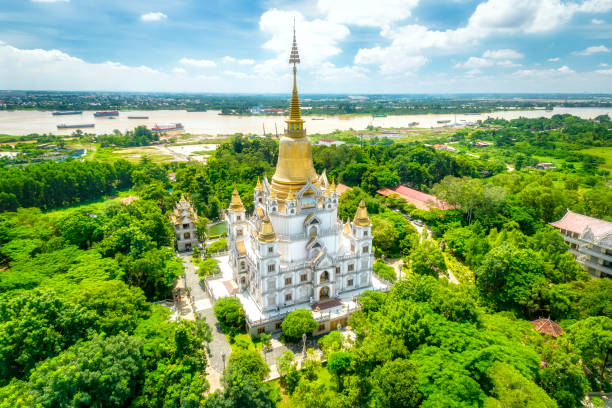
[197,258,220,279]
[281,309,317,342]
[207,239,228,254]
[373,259,397,282]
[213,297,245,335]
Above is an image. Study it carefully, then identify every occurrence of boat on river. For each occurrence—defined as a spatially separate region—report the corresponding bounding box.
[57,123,94,129]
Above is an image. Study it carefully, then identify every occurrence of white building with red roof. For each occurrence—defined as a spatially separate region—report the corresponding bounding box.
[551,210,612,277]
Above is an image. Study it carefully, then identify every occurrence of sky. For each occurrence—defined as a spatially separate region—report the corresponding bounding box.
[0,0,611,93]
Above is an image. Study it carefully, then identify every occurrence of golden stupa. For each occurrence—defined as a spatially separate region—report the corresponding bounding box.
[271,24,317,199]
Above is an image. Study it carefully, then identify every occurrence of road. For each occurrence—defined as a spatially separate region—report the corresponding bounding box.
[179,253,232,376]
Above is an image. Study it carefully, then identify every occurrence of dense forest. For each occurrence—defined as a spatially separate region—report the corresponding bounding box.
[0,114,610,407]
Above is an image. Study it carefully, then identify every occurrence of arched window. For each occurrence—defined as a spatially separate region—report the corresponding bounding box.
[184,232,190,239]
[320,271,329,282]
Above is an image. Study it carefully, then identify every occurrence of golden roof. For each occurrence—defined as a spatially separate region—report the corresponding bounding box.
[287,190,296,200]
[256,177,261,190]
[343,221,351,235]
[236,240,246,256]
[258,216,276,243]
[271,24,317,199]
[228,188,245,212]
[353,200,371,227]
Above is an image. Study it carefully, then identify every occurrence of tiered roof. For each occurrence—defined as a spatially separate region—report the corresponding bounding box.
[551,210,612,239]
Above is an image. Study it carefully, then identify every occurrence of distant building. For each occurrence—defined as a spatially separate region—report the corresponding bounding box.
[551,210,612,278]
[315,138,345,147]
[474,141,494,147]
[536,162,556,170]
[168,172,177,182]
[171,195,199,252]
[432,144,458,152]
[377,185,453,211]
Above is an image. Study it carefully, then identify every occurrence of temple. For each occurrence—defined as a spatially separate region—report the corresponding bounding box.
[224,26,380,335]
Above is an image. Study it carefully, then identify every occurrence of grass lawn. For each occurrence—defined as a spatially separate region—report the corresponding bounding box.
[43,189,137,217]
[94,146,173,163]
[208,222,228,236]
[580,147,612,170]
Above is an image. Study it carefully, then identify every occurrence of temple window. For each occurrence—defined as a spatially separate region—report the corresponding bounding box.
[363,245,369,254]
[237,229,243,236]
[237,215,241,221]
[285,277,292,286]
[300,274,307,282]
[183,223,189,229]
[320,271,329,282]
[348,264,354,272]
[184,232,190,239]
[268,246,274,253]
[285,293,292,301]
[348,279,354,286]
[268,264,275,272]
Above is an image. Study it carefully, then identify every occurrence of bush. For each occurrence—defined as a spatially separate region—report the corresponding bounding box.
[373,259,397,282]
[197,258,220,279]
[213,297,245,335]
[207,239,228,254]
[281,309,317,342]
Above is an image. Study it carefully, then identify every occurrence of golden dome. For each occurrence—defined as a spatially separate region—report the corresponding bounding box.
[271,24,317,199]
[228,188,245,212]
[258,216,276,243]
[353,200,371,227]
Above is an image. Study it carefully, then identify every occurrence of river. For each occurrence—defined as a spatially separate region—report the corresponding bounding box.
[0,107,610,136]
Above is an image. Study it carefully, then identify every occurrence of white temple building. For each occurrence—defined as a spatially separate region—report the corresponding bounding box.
[221,28,379,335]
[171,195,199,252]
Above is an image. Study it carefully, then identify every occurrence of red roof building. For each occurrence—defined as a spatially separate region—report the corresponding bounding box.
[531,318,564,337]
[336,183,352,196]
[377,185,453,211]
[120,196,140,205]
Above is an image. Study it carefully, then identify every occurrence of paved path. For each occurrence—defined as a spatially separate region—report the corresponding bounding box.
[179,253,232,383]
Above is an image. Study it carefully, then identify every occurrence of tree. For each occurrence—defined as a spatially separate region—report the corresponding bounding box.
[357,290,387,315]
[213,297,246,334]
[198,258,221,279]
[318,331,345,358]
[327,351,353,390]
[28,334,143,408]
[476,243,547,316]
[369,359,422,408]
[564,316,612,390]
[433,176,506,224]
[0,289,97,382]
[227,349,269,382]
[371,216,399,257]
[281,309,318,342]
[409,240,447,278]
[484,362,557,408]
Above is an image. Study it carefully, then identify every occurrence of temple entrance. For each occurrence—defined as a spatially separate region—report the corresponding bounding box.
[319,286,330,300]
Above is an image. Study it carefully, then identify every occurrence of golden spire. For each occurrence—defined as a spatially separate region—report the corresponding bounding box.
[256,177,261,190]
[271,22,317,199]
[287,21,304,137]
[331,178,336,192]
[353,200,371,227]
[258,216,276,243]
[229,188,245,212]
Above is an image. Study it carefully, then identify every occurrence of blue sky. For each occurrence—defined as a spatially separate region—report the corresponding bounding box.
[0,0,611,93]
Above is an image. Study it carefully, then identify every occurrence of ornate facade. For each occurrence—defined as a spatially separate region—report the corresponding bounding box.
[225,28,373,319]
[171,195,199,251]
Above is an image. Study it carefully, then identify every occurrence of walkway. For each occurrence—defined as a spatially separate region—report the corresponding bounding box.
[178,253,232,393]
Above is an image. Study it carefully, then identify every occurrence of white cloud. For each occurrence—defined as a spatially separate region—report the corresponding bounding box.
[259,9,349,68]
[317,0,419,27]
[548,57,560,61]
[237,58,254,65]
[513,65,575,77]
[140,12,167,22]
[482,49,524,59]
[223,70,254,79]
[557,65,574,73]
[315,62,368,80]
[172,67,186,74]
[596,67,612,74]
[355,0,612,74]
[575,45,610,55]
[455,49,522,69]
[179,58,216,68]
[600,63,610,66]
[592,18,605,23]
[222,56,236,63]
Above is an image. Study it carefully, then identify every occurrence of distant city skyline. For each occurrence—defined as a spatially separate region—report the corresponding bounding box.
[0,0,611,93]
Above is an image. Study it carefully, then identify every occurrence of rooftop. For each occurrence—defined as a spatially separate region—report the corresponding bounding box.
[377,185,453,211]
[531,318,564,337]
[551,210,612,238]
